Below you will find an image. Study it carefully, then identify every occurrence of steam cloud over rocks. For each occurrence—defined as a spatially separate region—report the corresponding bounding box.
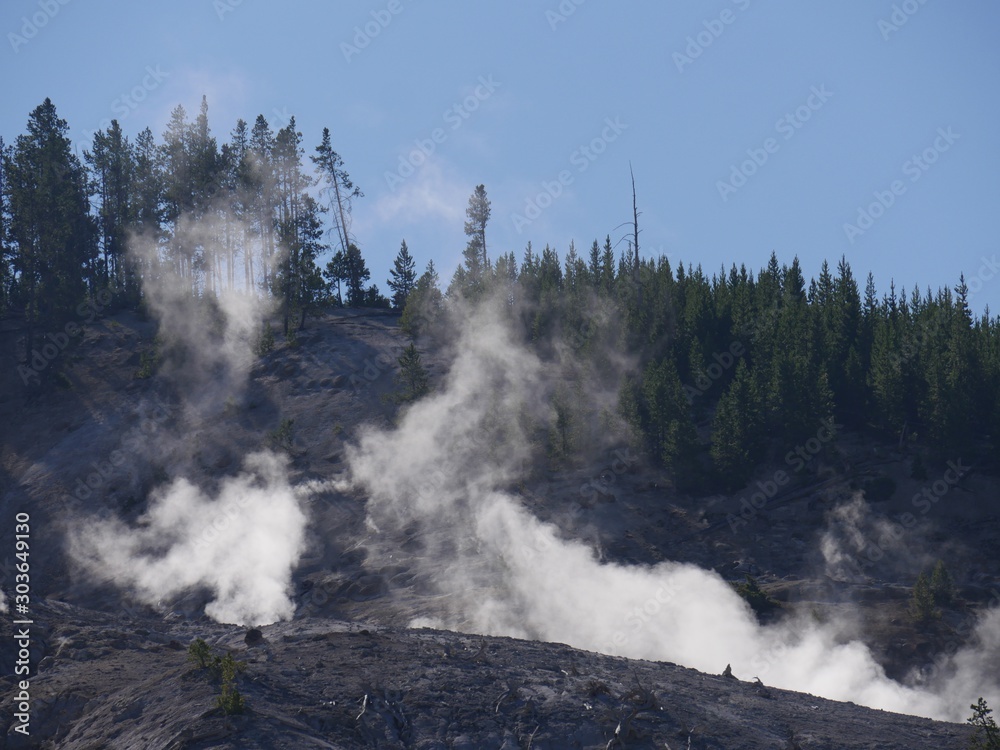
[60,201,998,719]
[70,451,308,626]
[67,209,306,627]
[345,301,1000,722]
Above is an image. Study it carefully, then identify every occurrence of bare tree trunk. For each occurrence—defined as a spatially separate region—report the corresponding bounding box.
[331,175,350,255]
[630,163,641,307]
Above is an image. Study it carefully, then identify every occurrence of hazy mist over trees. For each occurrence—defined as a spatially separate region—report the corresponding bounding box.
[2,98,999,489]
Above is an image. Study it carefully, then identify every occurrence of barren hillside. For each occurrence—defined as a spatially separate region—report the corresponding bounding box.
[0,308,996,748]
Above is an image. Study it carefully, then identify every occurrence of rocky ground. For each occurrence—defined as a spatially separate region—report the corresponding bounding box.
[0,598,976,749]
[0,306,996,748]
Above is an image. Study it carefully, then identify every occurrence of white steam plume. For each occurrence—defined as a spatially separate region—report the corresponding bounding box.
[345,301,1000,721]
[820,494,940,584]
[68,202,305,626]
[69,451,307,626]
[128,211,274,417]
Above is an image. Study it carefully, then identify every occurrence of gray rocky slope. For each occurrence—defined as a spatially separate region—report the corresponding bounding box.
[0,308,994,748]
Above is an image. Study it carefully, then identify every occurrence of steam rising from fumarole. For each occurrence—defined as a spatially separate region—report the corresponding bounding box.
[70,452,307,625]
[68,205,310,627]
[345,300,1000,721]
[128,211,274,418]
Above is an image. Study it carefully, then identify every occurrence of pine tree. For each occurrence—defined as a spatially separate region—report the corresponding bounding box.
[600,235,616,293]
[224,118,251,291]
[456,185,491,299]
[395,343,429,401]
[84,121,135,297]
[587,239,601,287]
[639,358,700,481]
[492,250,518,307]
[8,99,96,362]
[312,127,361,258]
[463,183,491,270]
[519,242,538,296]
[291,195,327,329]
[711,359,762,488]
[869,311,906,433]
[161,104,193,278]
[910,571,937,622]
[324,250,346,306]
[342,243,370,306]
[967,698,1000,750]
[387,239,416,310]
[929,559,954,606]
[363,283,390,308]
[272,116,315,334]
[249,114,277,289]
[833,256,863,424]
[189,96,220,291]
[400,261,442,337]
[763,256,833,443]
[190,96,219,213]
[530,244,564,341]
[564,239,587,295]
[549,385,578,462]
[130,126,164,287]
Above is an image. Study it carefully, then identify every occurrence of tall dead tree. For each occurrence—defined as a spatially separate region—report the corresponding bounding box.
[630,162,641,306]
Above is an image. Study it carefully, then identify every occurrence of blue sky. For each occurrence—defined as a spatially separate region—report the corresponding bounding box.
[3,0,999,314]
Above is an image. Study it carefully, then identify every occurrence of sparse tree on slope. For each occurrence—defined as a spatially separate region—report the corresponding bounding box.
[459,184,491,297]
[324,249,346,307]
[395,343,429,402]
[312,127,362,258]
[388,239,416,310]
[342,243,370,307]
[400,261,443,337]
[464,184,490,270]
